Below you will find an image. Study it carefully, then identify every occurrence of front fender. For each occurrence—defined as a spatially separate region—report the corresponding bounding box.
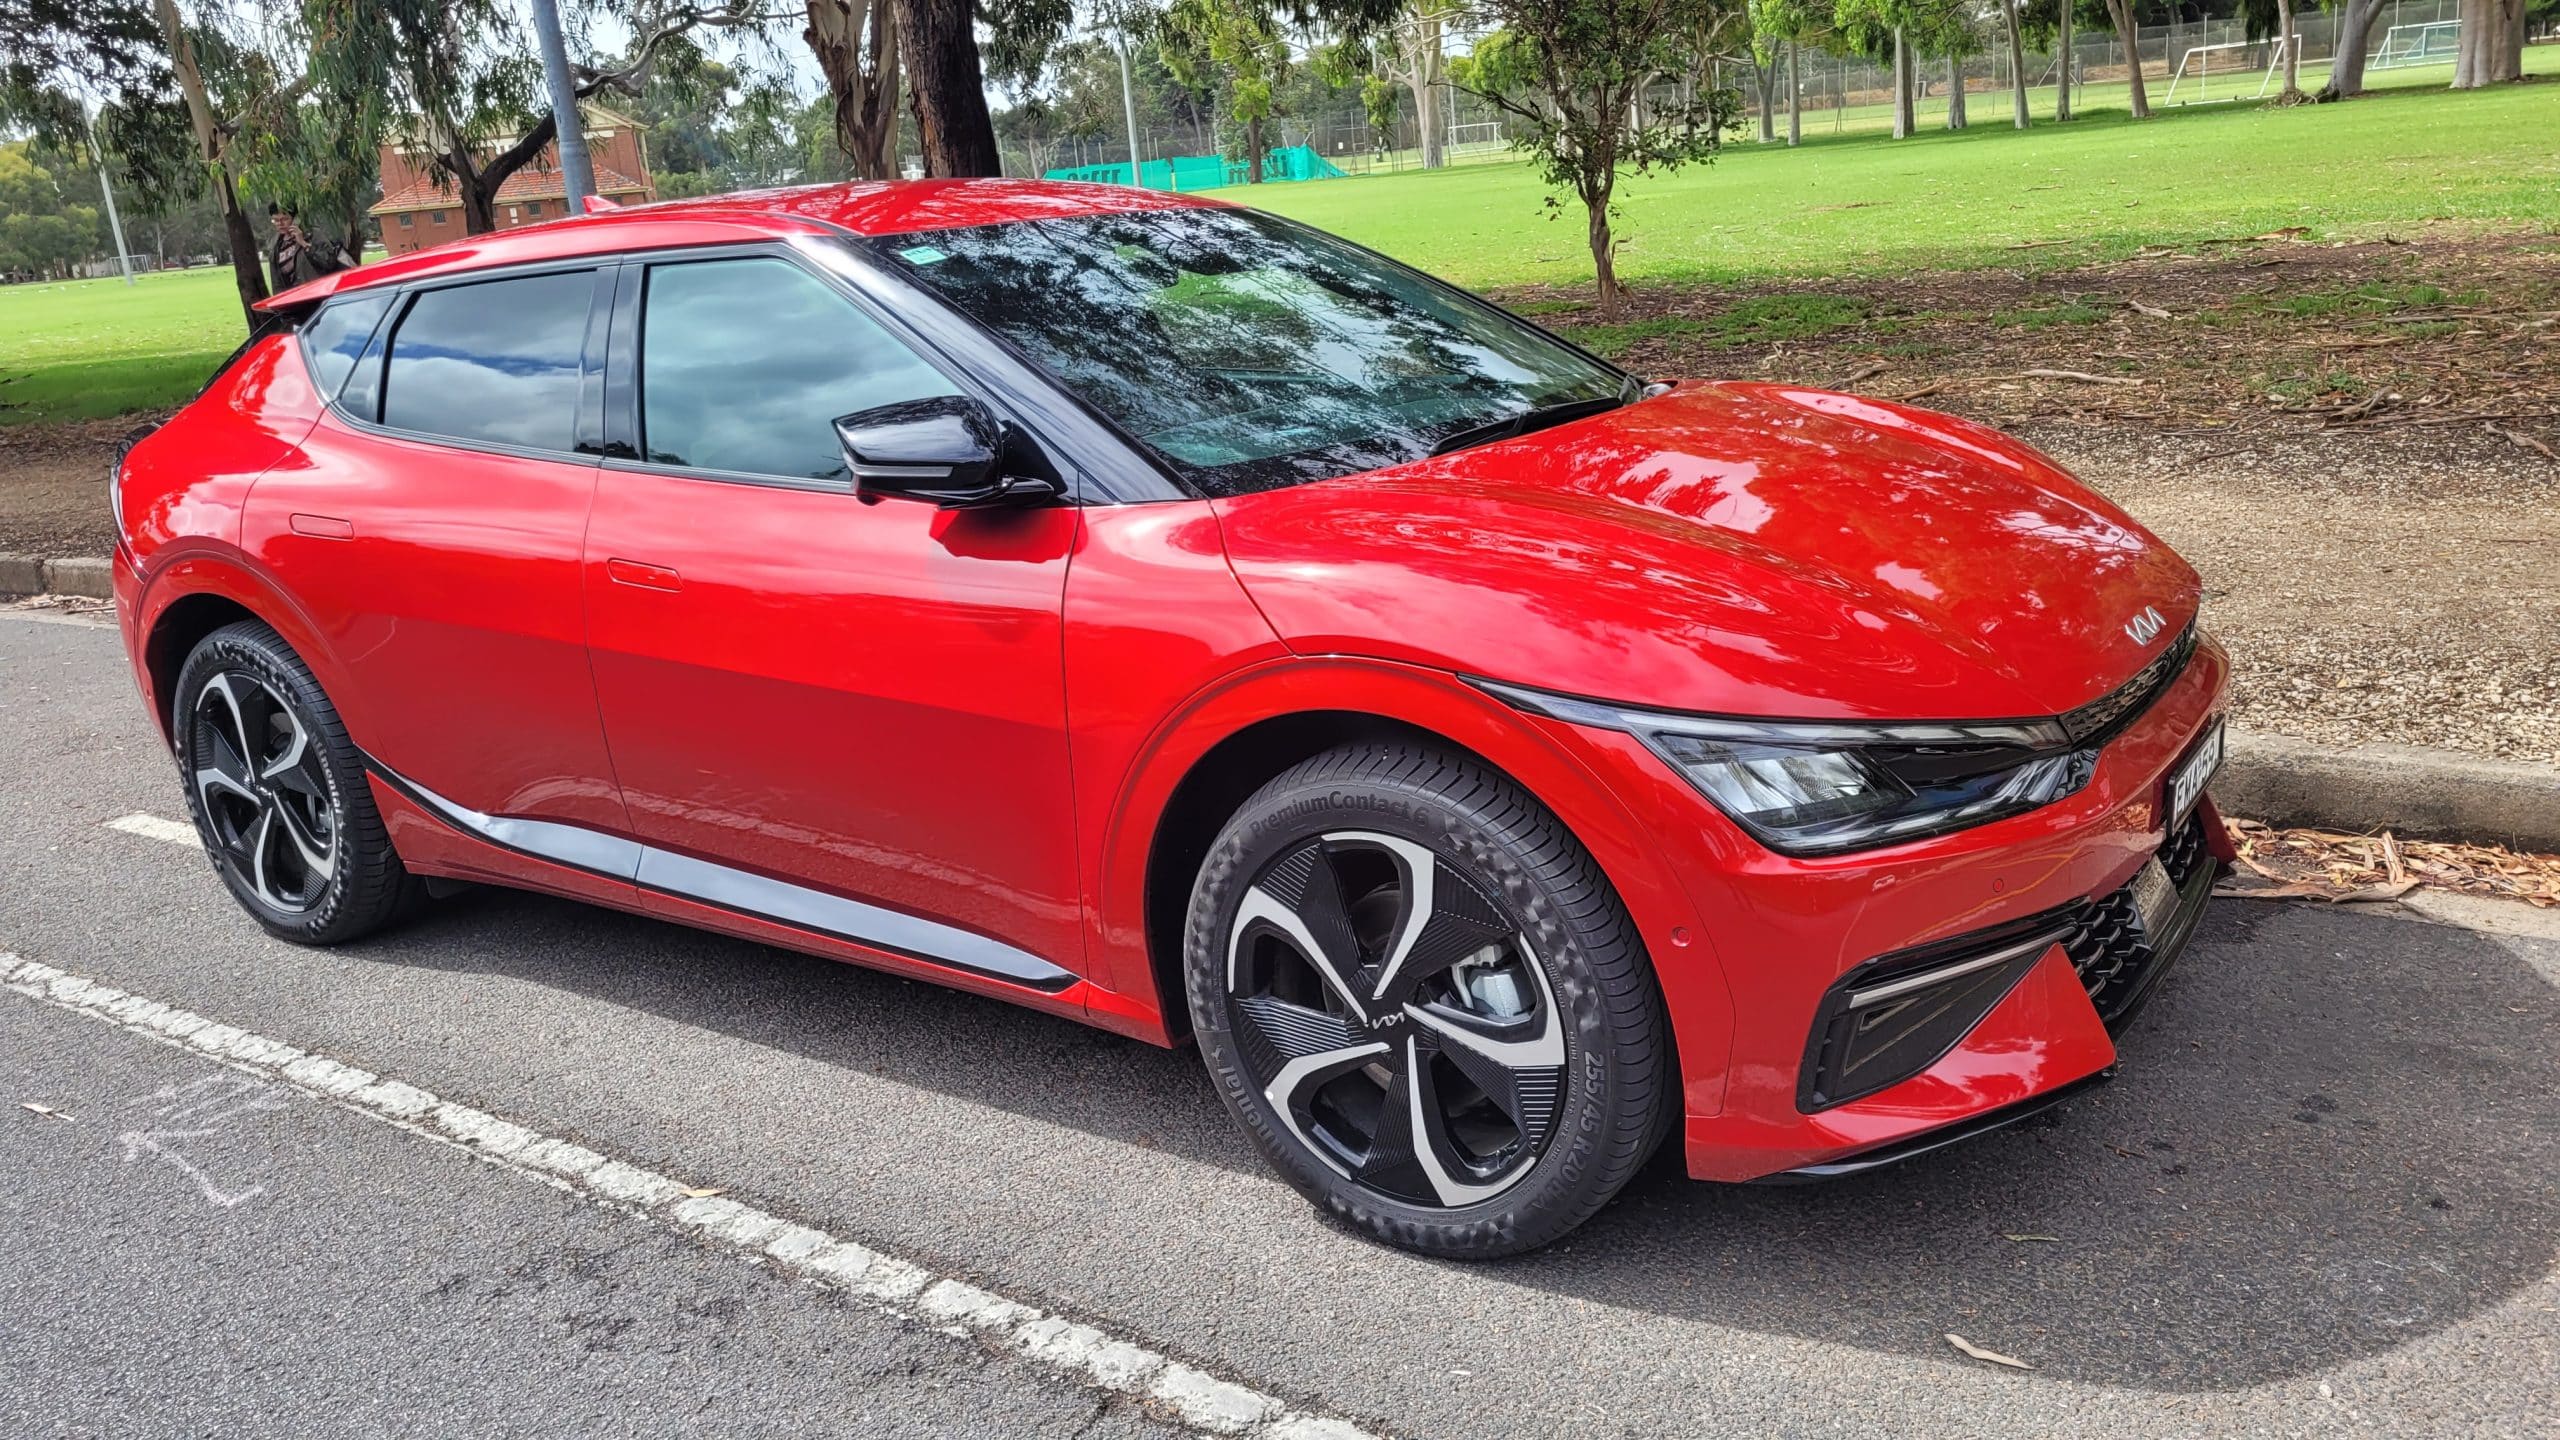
[1090,655,1741,1119]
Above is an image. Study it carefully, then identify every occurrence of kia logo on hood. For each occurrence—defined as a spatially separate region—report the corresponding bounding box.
[2123,605,2167,646]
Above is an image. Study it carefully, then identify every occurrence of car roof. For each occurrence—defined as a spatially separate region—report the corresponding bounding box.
[260,178,1234,313]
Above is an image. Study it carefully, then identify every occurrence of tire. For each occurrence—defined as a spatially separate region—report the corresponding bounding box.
[171,620,421,944]
[1184,740,1668,1257]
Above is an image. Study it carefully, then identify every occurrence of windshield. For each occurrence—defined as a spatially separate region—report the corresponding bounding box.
[868,207,1627,497]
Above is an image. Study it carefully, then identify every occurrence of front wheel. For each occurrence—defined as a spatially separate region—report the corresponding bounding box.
[172,620,420,944]
[1184,741,1669,1257]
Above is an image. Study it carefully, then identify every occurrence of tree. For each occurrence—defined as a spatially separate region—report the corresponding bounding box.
[804,0,901,179]
[2314,0,2389,100]
[309,0,779,235]
[1999,0,2029,126]
[2449,0,2525,87]
[151,0,272,321]
[2095,0,2148,118]
[1332,0,1461,168]
[1747,0,1823,145]
[1455,5,1740,308]
[1163,0,1291,182]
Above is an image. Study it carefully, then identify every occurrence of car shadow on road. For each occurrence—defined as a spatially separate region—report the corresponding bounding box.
[367,890,2558,1392]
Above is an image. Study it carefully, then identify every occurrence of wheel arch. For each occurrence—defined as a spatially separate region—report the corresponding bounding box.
[135,550,350,750]
[1108,660,1730,1107]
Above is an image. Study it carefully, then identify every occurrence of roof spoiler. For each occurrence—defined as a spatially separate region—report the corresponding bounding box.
[581,193,623,215]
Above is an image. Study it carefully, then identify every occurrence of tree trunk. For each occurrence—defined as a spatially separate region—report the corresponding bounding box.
[1757,61,1776,141]
[807,0,904,180]
[894,0,1001,176]
[2005,1,2031,126]
[1586,192,1618,307]
[1787,42,1802,146]
[2317,0,2390,99]
[1415,12,1447,169]
[1246,116,1265,183]
[2056,3,2074,121]
[1946,54,1968,128]
[1892,28,1915,138]
[2275,0,2302,98]
[152,0,266,326]
[2108,0,2150,117]
[2451,0,2525,87]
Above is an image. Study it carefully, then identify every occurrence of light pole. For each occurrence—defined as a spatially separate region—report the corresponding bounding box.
[1118,33,1145,188]
[528,0,595,213]
[84,98,137,285]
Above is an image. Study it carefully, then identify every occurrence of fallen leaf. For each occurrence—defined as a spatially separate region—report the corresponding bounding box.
[20,1102,73,1121]
[2002,1234,2061,1243]
[1946,1333,2036,1370]
[681,1186,727,1198]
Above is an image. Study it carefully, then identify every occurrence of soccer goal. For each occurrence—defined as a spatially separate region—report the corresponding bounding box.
[2162,33,2297,104]
[2371,19,2461,69]
[1444,120,1505,158]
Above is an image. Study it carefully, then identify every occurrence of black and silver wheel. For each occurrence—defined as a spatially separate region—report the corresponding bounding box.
[172,620,419,944]
[1186,741,1667,1257]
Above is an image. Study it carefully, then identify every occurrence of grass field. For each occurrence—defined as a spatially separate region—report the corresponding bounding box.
[1247,51,2560,290]
[0,265,251,428]
[2,53,2554,426]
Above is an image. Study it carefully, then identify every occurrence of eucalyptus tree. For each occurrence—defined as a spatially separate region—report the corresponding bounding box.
[1325,0,1462,167]
[2448,0,2525,87]
[2094,0,2146,117]
[1161,0,1291,181]
[1748,0,1826,145]
[307,0,785,234]
[1997,0,2028,126]
[1453,0,1741,308]
[803,0,900,178]
[2313,0,2389,99]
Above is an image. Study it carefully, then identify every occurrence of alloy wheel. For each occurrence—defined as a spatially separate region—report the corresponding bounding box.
[189,670,339,914]
[1224,831,1568,1209]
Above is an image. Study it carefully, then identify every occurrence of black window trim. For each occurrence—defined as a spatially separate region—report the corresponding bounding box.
[322,257,612,469]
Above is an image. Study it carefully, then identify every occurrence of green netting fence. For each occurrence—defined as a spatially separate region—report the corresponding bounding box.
[1043,145,1346,193]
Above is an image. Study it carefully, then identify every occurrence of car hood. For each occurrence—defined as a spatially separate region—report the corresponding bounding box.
[1211,381,2202,722]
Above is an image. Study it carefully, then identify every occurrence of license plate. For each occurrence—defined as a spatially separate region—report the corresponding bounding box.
[2167,719,2224,829]
[2130,858,2179,937]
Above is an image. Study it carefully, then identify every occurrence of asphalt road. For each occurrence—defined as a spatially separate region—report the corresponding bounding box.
[4,607,2555,1438]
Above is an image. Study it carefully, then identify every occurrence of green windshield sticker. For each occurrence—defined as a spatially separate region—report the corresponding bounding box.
[898,245,949,265]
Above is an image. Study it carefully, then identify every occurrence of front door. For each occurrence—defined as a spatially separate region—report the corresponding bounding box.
[579,250,1086,986]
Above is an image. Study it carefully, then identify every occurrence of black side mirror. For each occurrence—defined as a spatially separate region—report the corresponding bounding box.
[833,396,1063,509]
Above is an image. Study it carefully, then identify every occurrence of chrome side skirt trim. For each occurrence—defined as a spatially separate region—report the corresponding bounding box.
[365,759,1077,993]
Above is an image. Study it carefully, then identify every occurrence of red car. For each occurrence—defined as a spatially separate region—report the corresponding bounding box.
[113,180,2230,1256]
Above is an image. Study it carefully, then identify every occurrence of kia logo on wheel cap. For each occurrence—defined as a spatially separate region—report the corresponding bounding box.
[2123,605,2166,646]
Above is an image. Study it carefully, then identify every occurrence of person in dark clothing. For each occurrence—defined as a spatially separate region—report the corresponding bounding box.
[267,205,354,290]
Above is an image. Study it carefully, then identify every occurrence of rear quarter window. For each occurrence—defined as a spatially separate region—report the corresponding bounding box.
[298,293,397,401]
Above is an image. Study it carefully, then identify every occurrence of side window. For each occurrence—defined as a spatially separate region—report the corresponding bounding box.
[298,293,394,400]
[382,270,595,452]
[638,256,959,482]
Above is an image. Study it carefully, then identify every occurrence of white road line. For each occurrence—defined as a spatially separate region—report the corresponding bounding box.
[0,951,1383,1440]
[107,813,202,849]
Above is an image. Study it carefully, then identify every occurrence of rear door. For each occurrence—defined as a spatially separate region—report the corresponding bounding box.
[578,247,1086,988]
[242,265,629,839]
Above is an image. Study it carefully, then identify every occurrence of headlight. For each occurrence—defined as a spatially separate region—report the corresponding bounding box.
[1477,682,2093,857]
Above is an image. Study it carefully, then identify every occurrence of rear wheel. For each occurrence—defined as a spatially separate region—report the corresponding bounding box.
[172,620,420,944]
[1185,741,1667,1257]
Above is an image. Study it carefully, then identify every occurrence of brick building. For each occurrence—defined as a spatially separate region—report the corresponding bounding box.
[369,104,657,256]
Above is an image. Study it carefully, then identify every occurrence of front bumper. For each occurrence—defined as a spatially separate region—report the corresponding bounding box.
[1517,633,2233,1184]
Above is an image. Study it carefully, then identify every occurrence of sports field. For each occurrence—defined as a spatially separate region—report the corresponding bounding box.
[2,50,2553,426]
